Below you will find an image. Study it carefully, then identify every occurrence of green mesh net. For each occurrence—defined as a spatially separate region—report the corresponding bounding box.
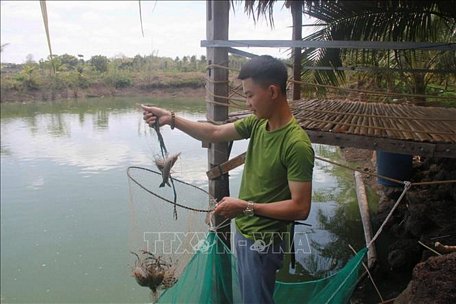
[158,231,367,304]
[274,248,368,304]
[158,231,242,303]
[128,166,367,304]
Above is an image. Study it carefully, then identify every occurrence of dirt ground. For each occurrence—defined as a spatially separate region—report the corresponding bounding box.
[344,148,456,303]
[395,253,456,304]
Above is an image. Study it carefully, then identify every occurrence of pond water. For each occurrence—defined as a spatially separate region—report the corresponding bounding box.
[1,97,365,303]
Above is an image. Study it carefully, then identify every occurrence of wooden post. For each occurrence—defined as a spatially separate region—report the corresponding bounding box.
[354,171,377,268]
[206,0,230,240]
[206,2,232,302]
[291,1,302,101]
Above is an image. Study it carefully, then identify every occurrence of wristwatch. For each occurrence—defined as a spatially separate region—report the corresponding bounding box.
[244,201,255,216]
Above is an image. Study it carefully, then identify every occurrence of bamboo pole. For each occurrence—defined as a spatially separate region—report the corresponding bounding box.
[373,104,393,138]
[354,171,377,268]
[334,101,352,132]
[368,103,377,137]
[394,104,431,142]
[383,104,410,140]
[387,105,414,140]
[371,103,382,137]
[335,101,356,133]
[435,242,456,254]
[352,102,364,134]
[360,102,370,136]
[346,102,362,133]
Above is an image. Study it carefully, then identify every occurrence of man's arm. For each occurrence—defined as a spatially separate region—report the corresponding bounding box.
[214,180,312,221]
[141,104,242,143]
[254,181,312,220]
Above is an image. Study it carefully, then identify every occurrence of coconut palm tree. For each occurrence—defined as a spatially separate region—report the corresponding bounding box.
[240,1,456,100]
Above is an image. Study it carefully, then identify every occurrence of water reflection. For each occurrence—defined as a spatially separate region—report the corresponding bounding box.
[94,109,109,130]
[278,144,365,282]
[1,97,209,176]
[314,148,365,267]
[1,97,211,303]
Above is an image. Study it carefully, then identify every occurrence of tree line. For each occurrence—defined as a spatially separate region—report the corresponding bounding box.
[1,51,453,106]
[1,53,217,92]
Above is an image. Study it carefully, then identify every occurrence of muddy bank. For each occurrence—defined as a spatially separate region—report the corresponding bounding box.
[0,84,205,103]
[342,148,456,303]
[395,252,456,304]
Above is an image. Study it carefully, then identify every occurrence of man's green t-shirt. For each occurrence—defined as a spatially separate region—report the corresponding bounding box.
[234,115,314,241]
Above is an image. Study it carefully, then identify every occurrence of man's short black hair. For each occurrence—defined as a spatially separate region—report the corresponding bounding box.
[238,55,288,94]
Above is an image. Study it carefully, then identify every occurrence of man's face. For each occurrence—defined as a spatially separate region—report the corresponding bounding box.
[242,78,273,119]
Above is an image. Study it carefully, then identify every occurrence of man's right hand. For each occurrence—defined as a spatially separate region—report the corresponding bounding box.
[141,104,172,128]
[141,104,241,143]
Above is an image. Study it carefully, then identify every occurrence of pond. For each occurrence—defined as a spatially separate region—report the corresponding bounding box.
[1,97,366,303]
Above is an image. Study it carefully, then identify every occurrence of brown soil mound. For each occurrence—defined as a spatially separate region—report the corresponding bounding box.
[395,253,456,304]
[346,150,456,303]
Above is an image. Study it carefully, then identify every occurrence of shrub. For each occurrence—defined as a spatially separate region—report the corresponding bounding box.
[104,71,132,88]
[89,55,109,73]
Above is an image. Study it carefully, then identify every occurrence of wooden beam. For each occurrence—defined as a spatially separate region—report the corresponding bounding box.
[433,143,456,158]
[205,134,455,180]
[291,1,302,101]
[301,66,456,74]
[227,47,258,58]
[201,40,456,51]
[207,152,246,179]
[306,130,456,158]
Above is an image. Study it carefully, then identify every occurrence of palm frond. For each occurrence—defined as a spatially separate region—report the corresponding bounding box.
[138,0,145,37]
[39,0,55,74]
[298,1,456,89]
[232,0,293,27]
[1,43,10,53]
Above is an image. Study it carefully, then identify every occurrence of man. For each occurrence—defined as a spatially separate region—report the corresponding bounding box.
[142,55,314,303]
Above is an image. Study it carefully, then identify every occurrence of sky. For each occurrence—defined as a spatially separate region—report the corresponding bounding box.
[1,1,316,64]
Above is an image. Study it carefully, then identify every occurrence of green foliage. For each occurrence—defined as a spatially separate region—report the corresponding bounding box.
[15,64,41,90]
[132,54,145,70]
[89,55,109,73]
[103,70,132,88]
[59,71,80,89]
[295,1,456,102]
[46,74,67,91]
[76,71,90,89]
[0,75,20,92]
[56,54,79,71]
